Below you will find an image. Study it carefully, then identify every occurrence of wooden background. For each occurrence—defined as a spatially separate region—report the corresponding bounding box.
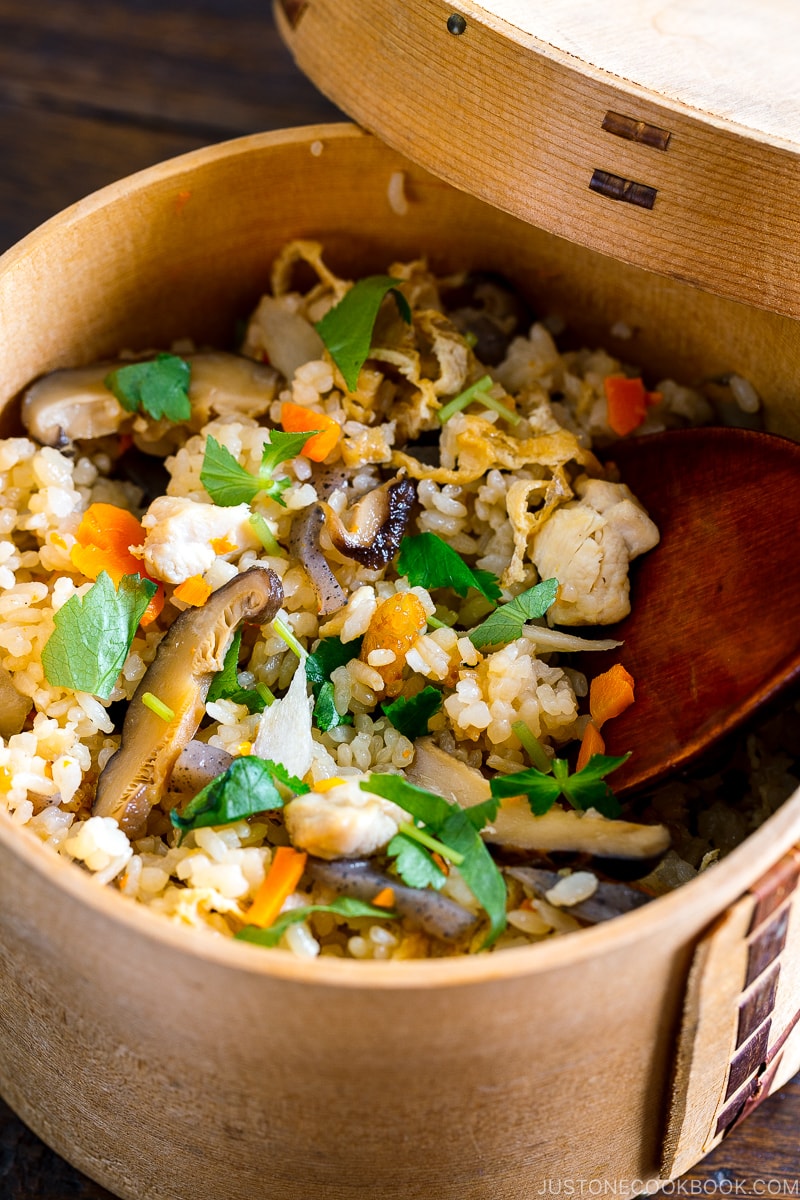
[0,0,797,1194]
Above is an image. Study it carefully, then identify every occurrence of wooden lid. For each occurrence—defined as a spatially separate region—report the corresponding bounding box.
[276,0,800,319]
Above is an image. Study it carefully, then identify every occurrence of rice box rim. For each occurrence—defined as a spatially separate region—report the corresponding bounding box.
[0,124,367,282]
[3,787,798,990]
[0,123,797,990]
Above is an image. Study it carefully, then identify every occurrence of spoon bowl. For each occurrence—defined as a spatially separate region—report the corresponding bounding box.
[577,426,800,795]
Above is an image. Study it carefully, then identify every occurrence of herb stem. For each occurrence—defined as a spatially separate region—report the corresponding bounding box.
[511,720,553,774]
[437,375,493,424]
[397,820,465,866]
[478,392,521,426]
[437,374,520,426]
[272,616,307,660]
[255,682,275,706]
[141,692,175,722]
[249,511,283,557]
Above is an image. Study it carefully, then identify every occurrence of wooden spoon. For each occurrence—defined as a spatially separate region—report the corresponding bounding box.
[575,426,800,795]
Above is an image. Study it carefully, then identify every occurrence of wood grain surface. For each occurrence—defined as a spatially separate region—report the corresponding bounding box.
[0,1,797,1196]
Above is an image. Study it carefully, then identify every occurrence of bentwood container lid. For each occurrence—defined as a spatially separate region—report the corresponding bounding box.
[275,0,800,320]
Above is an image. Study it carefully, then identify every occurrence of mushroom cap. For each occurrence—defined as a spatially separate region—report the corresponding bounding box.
[93,566,283,837]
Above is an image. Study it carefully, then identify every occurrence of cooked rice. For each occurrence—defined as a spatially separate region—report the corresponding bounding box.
[0,244,797,960]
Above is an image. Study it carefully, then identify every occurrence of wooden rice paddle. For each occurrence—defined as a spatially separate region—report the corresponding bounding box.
[577,427,800,795]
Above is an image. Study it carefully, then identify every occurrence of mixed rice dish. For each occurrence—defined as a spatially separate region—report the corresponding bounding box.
[1,240,798,959]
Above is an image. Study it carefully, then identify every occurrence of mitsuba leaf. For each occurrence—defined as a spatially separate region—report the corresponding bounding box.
[104,353,192,422]
[200,436,260,506]
[381,686,443,740]
[489,752,629,819]
[397,532,502,603]
[313,680,353,732]
[315,276,411,392]
[361,772,507,946]
[41,571,157,700]
[207,629,268,713]
[305,636,363,699]
[489,767,564,816]
[171,755,308,835]
[386,832,447,890]
[200,430,316,508]
[236,896,397,948]
[557,753,629,819]
[469,578,559,649]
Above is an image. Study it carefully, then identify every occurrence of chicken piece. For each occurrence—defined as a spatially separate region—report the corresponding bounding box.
[531,477,659,625]
[134,496,261,584]
[284,777,405,860]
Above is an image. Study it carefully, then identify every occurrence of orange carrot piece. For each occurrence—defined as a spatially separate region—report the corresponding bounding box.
[280,401,341,462]
[603,376,660,437]
[371,886,396,908]
[431,851,450,876]
[589,663,635,729]
[173,575,212,607]
[70,502,164,625]
[576,720,605,773]
[210,535,236,555]
[247,847,308,929]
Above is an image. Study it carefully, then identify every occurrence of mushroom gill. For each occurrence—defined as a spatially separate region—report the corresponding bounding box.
[93,566,283,837]
[319,475,417,569]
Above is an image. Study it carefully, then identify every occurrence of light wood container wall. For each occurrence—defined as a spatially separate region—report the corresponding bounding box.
[0,127,799,1200]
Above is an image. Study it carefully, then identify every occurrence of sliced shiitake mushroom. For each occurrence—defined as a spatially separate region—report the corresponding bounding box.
[505,866,653,925]
[93,566,283,837]
[306,857,480,943]
[21,362,127,446]
[319,475,417,569]
[165,741,234,809]
[407,738,671,863]
[0,666,30,739]
[20,351,278,447]
[440,271,533,366]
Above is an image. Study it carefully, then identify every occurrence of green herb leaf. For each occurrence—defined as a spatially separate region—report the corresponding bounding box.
[489,766,563,816]
[469,578,559,649]
[236,895,397,948]
[315,276,412,392]
[171,755,309,835]
[397,532,502,603]
[360,773,507,945]
[259,429,317,480]
[381,686,443,740]
[104,353,191,422]
[386,832,447,890]
[438,808,508,945]
[489,752,628,819]
[207,629,268,714]
[313,680,353,732]
[305,636,363,699]
[200,436,261,506]
[200,430,316,508]
[561,753,629,818]
[41,571,157,700]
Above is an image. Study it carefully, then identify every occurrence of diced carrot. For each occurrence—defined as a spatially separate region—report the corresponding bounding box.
[604,376,660,437]
[371,887,396,908]
[173,575,212,607]
[314,777,346,793]
[589,663,635,729]
[280,400,341,462]
[576,720,606,772]
[431,851,450,876]
[247,846,308,929]
[210,535,236,555]
[70,502,164,625]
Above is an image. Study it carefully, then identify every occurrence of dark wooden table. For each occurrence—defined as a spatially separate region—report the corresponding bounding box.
[0,1,797,1195]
